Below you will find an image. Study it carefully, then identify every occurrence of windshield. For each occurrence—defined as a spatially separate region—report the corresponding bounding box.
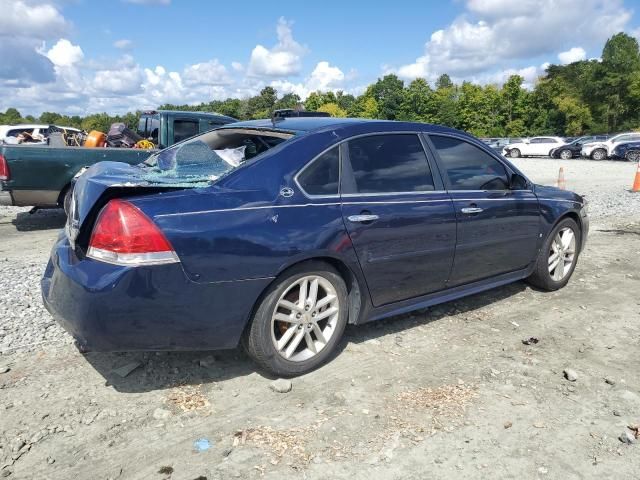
[141,127,294,184]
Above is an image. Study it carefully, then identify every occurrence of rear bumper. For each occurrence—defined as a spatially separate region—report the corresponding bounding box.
[41,233,272,352]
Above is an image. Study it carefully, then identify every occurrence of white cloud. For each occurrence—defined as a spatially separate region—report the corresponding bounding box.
[182,59,230,86]
[558,47,586,64]
[231,62,243,72]
[46,39,84,67]
[114,39,133,49]
[397,0,632,80]
[0,0,67,38]
[248,17,307,77]
[268,61,345,99]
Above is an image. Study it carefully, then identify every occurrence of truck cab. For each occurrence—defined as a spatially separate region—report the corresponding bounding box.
[136,110,237,149]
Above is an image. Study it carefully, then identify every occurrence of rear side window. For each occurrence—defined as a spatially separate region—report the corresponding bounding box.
[174,119,199,143]
[297,147,339,196]
[344,134,434,194]
[430,135,509,191]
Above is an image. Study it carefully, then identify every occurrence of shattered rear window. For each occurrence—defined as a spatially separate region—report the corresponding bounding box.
[141,128,294,185]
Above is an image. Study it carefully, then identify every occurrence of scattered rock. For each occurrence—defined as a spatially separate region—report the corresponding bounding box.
[153,408,171,420]
[222,447,233,457]
[604,377,616,386]
[198,356,216,368]
[613,410,621,417]
[533,422,545,429]
[522,337,539,345]
[158,466,173,475]
[112,362,142,378]
[46,457,55,465]
[0,365,9,374]
[619,429,636,444]
[269,379,292,393]
[563,368,578,382]
[504,421,513,429]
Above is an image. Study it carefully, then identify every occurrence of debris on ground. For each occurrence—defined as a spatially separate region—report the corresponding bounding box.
[395,384,477,418]
[563,368,578,382]
[158,465,174,475]
[111,361,142,378]
[504,421,513,429]
[193,438,212,452]
[522,337,539,345]
[604,377,616,385]
[234,426,313,463]
[269,379,293,393]
[167,386,210,412]
[619,429,636,445]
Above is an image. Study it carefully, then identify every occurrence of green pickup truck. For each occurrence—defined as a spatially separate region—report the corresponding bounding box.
[0,110,236,209]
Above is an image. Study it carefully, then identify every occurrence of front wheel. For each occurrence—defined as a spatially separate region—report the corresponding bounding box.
[559,149,573,160]
[244,262,348,377]
[527,218,581,291]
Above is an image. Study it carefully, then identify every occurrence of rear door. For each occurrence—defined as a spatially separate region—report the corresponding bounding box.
[428,134,540,286]
[340,133,457,307]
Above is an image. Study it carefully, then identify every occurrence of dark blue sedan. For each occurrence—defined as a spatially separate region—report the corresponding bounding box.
[42,117,589,376]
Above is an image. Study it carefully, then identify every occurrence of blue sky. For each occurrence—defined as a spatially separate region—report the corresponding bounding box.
[1,0,639,115]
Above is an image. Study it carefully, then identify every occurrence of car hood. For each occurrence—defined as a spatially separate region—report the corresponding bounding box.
[534,184,584,204]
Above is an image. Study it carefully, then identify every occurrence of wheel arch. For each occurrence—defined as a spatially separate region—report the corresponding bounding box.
[56,182,72,207]
[243,255,367,343]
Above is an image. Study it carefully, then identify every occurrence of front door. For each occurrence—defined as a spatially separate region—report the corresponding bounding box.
[428,134,540,286]
[340,133,457,306]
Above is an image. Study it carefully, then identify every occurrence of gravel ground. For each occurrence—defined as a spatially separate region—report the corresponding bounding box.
[0,158,639,479]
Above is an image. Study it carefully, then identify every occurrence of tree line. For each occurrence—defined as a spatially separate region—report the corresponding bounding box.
[2,32,639,138]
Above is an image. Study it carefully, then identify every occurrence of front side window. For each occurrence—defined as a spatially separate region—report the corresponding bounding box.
[344,134,434,194]
[430,135,509,191]
[173,119,199,143]
[297,147,339,196]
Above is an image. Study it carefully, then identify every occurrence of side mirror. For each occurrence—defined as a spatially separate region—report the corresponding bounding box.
[510,173,528,190]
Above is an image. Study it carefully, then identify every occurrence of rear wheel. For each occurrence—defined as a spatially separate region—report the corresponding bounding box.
[626,150,640,162]
[559,149,573,160]
[591,149,607,161]
[527,218,580,291]
[510,148,521,158]
[244,262,348,377]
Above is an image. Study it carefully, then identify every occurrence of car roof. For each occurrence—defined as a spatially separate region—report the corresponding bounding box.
[223,117,467,137]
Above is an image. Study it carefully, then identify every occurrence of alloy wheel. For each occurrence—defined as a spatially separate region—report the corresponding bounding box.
[270,275,340,362]
[548,227,577,282]
[592,149,606,161]
[560,149,572,160]
[626,150,640,162]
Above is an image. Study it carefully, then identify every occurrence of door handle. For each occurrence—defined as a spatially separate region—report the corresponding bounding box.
[348,214,379,223]
[461,207,483,214]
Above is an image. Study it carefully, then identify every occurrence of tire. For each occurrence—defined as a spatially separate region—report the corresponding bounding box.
[591,149,607,161]
[510,148,521,158]
[625,150,640,162]
[244,261,349,377]
[62,188,72,216]
[527,217,581,291]
[559,149,573,160]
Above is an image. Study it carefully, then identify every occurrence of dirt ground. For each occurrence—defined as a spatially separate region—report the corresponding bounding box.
[0,159,639,479]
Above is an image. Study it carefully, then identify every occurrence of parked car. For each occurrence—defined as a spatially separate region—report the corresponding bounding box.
[580,132,640,160]
[610,141,640,161]
[0,124,82,144]
[550,135,610,159]
[503,136,566,158]
[42,117,588,376]
[0,110,236,210]
[486,138,523,154]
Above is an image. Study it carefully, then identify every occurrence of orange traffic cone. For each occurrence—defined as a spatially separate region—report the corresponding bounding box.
[632,161,640,192]
[557,167,566,190]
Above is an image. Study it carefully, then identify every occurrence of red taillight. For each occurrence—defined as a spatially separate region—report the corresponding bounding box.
[87,199,178,266]
[0,155,9,181]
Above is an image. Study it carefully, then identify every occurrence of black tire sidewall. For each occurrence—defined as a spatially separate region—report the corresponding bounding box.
[246,262,349,377]
[535,218,581,290]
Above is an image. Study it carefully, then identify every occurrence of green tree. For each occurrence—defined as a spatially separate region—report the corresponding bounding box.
[368,74,405,120]
[317,103,347,117]
[398,78,434,122]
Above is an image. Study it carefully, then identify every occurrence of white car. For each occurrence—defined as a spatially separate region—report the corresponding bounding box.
[0,124,81,144]
[580,132,640,160]
[503,136,566,158]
